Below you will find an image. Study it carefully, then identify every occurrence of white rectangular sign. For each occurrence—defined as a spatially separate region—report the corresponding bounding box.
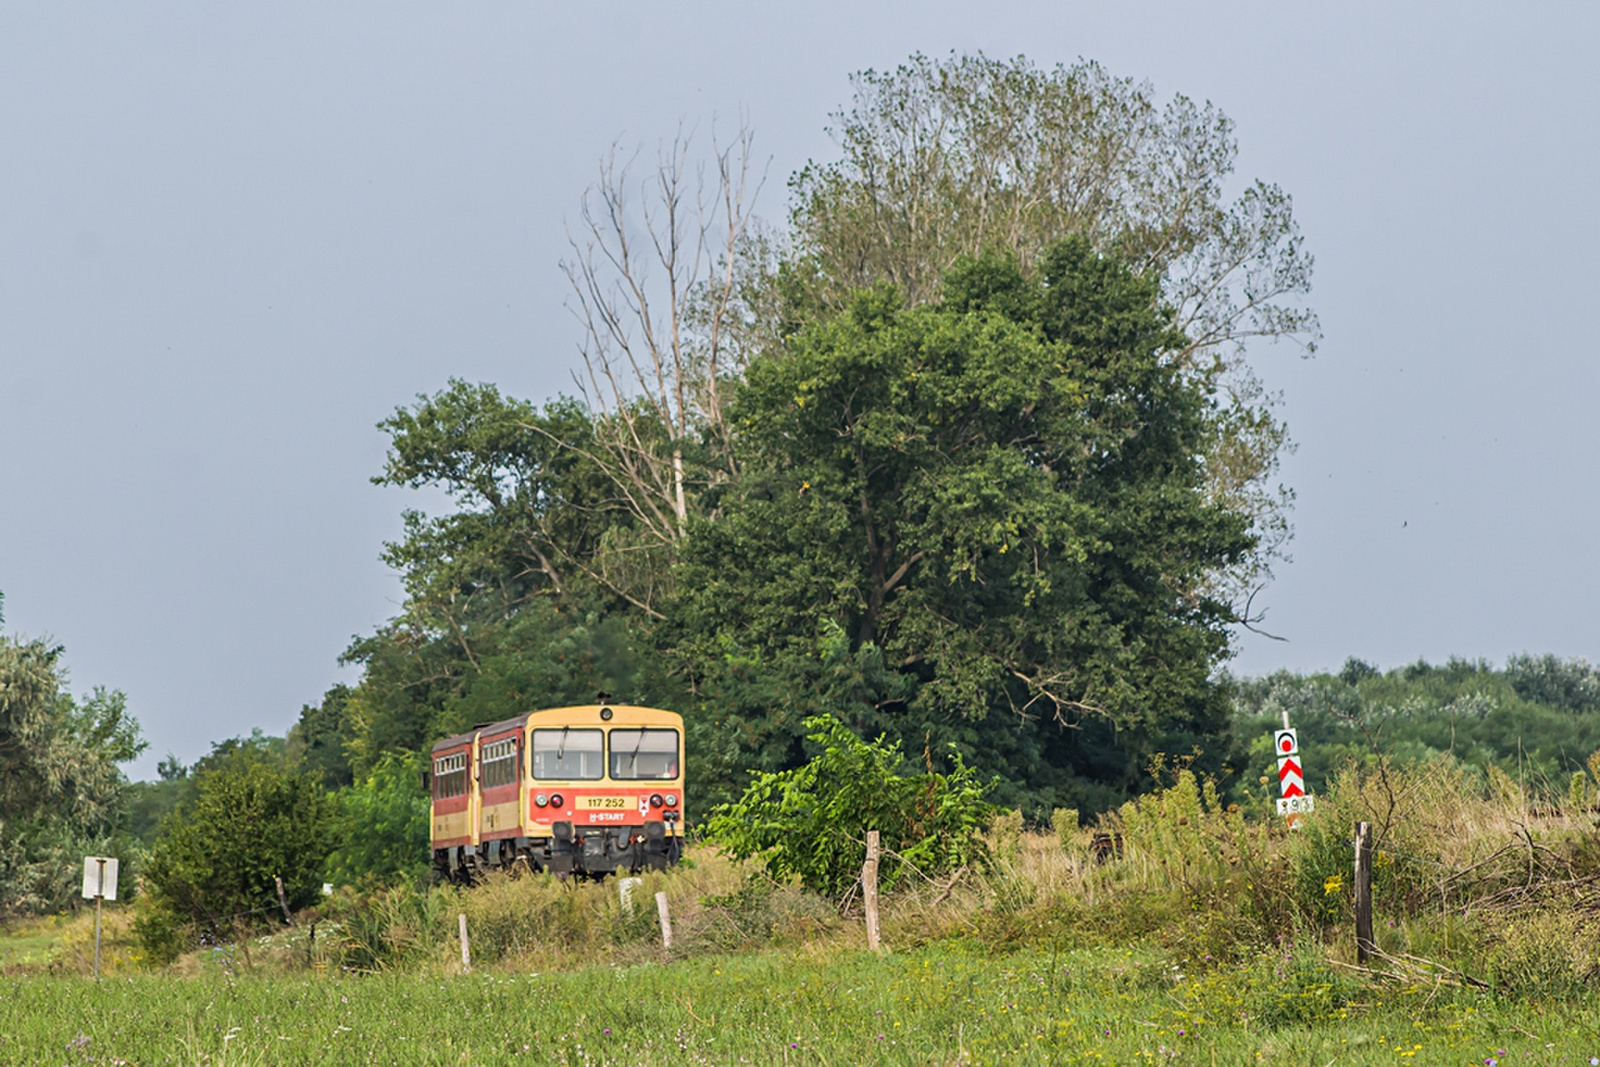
[81,856,119,901]
[1275,795,1315,816]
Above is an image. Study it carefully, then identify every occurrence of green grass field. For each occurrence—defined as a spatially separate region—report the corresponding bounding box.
[3,943,1599,1065]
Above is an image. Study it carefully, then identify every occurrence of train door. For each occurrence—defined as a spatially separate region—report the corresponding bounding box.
[467,734,482,849]
[477,731,523,852]
[429,745,473,850]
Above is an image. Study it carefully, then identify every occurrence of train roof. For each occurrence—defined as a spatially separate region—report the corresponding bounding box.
[428,704,681,753]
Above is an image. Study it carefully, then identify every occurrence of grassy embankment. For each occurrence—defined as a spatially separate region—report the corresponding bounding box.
[4,756,1600,1064]
[5,945,1600,1065]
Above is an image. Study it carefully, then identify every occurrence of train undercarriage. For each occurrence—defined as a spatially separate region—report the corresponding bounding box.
[433,820,681,883]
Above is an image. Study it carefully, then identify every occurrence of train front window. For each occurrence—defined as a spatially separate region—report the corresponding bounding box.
[608,728,680,780]
[531,728,603,780]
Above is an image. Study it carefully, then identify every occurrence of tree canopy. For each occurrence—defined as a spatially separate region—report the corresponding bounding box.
[787,53,1317,353]
[774,53,1316,596]
[673,242,1252,810]
[0,621,144,913]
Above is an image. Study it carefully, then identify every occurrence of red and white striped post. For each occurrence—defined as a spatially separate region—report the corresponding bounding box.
[1273,722,1314,827]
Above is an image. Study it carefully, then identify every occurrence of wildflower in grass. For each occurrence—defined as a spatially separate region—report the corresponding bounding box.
[1323,874,1343,896]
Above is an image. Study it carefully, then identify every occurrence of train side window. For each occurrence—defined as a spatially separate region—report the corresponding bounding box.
[608,728,680,780]
[432,752,468,798]
[531,728,604,780]
[481,739,518,789]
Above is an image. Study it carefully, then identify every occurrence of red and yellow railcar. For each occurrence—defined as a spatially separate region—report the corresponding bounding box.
[427,702,684,880]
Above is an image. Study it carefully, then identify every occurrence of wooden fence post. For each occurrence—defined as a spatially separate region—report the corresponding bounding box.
[863,830,882,953]
[458,913,472,973]
[655,891,674,949]
[1354,821,1374,963]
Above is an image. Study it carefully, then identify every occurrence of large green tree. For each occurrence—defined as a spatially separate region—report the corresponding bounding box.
[785,54,1316,350]
[753,54,1315,604]
[0,608,145,913]
[673,242,1253,812]
[329,385,660,779]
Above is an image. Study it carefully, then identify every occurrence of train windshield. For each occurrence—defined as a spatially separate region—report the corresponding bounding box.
[531,728,604,780]
[608,728,680,780]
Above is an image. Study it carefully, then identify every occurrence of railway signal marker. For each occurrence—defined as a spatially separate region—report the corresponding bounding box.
[1278,755,1305,797]
[1271,727,1313,826]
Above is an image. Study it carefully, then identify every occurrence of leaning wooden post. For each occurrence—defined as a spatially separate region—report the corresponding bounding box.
[655,891,674,950]
[863,830,883,953]
[1354,821,1374,963]
[458,913,472,973]
[274,875,297,927]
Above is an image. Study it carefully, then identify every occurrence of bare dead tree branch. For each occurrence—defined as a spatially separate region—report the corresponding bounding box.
[560,119,770,582]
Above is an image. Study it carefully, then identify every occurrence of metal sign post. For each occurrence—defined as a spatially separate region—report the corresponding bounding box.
[80,856,119,979]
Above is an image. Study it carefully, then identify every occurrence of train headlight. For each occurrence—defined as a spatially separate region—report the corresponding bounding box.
[550,793,564,808]
[649,793,664,808]
[665,793,678,807]
[535,793,548,807]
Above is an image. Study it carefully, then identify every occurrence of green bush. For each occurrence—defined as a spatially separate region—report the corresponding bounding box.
[137,746,335,954]
[325,751,430,887]
[127,895,188,966]
[705,715,996,898]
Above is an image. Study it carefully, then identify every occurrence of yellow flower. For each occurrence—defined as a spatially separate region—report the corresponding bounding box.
[1323,874,1344,896]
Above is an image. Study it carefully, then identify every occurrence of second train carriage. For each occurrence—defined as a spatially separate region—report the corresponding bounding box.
[428,702,684,880]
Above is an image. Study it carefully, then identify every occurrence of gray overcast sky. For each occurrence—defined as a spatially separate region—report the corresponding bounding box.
[3,3,1597,780]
